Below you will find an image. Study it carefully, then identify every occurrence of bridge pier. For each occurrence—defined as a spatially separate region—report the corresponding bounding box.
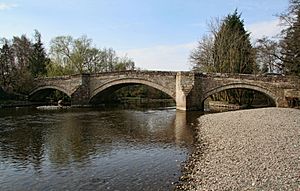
[71,74,91,106]
[176,72,203,111]
[281,89,300,108]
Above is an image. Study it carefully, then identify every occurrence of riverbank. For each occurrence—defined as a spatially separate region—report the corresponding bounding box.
[0,100,39,108]
[176,108,300,190]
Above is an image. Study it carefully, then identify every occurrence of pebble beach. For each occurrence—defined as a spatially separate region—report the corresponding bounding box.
[177,108,300,190]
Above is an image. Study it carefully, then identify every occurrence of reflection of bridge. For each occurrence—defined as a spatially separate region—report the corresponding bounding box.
[29,71,300,110]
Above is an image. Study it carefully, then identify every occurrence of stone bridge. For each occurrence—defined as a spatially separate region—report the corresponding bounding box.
[29,71,300,110]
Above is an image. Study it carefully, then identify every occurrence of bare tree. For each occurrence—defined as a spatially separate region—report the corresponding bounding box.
[255,37,283,73]
[190,34,214,72]
[279,0,300,76]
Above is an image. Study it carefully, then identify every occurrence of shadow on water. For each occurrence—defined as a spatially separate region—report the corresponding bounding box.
[0,106,205,191]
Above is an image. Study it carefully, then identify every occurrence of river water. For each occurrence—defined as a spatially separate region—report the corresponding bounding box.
[0,107,201,191]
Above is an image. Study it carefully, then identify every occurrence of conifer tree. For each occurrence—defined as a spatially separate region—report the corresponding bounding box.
[29,30,49,77]
[213,10,256,74]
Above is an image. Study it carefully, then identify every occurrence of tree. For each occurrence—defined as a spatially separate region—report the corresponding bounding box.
[213,10,256,74]
[49,35,108,74]
[255,37,283,73]
[29,30,49,77]
[190,11,257,74]
[190,34,214,72]
[0,33,45,95]
[0,39,15,92]
[49,35,80,74]
[280,0,300,76]
[115,56,135,71]
[12,35,32,70]
[11,35,34,94]
[190,10,259,106]
[46,61,66,77]
[279,0,300,27]
[48,35,135,76]
[85,48,102,73]
[100,48,117,72]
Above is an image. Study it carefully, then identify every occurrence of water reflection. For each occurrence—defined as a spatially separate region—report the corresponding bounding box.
[0,108,202,190]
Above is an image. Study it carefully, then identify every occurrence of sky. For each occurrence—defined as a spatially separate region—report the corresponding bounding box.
[0,0,289,71]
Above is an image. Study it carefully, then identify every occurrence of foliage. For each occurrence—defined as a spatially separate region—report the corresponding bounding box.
[213,10,257,74]
[0,36,32,94]
[252,0,300,76]
[0,40,14,92]
[191,10,257,74]
[191,11,259,106]
[0,31,49,95]
[29,30,50,77]
[280,0,300,76]
[48,35,135,76]
[0,32,136,100]
[11,35,34,94]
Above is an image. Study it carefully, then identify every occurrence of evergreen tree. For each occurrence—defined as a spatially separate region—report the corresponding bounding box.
[29,30,49,77]
[213,10,256,74]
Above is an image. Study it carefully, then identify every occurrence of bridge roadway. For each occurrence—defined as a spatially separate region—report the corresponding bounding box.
[29,71,300,111]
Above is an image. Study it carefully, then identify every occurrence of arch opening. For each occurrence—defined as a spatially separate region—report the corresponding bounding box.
[29,87,71,106]
[90,83,175,109]
[202,86,277,111]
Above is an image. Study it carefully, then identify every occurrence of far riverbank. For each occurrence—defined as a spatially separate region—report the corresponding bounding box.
[177,108,300,190]
[0,100,41,108]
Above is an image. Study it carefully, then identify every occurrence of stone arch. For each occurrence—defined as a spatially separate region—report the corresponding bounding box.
[90,78,175,102]
[202,83,278,107]
[29,86,72,98]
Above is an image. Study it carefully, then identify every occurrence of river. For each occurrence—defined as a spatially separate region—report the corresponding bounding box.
[0,107,201,191]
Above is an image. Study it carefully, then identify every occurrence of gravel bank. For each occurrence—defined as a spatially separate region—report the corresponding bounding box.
[176,108,300,190]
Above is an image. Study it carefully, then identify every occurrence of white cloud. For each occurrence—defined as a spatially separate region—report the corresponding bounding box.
[247,19,283,40]
[0,3,18,10]
[118,42,197,71]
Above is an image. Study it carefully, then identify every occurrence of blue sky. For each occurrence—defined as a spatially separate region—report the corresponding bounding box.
[0,0,288,71]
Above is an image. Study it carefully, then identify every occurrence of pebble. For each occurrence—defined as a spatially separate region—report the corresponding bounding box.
[176,108,300,191]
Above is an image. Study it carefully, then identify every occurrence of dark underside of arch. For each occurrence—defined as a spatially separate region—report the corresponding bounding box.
[29,88,71,103]
[202,87,276,110]
[89,83,174,105]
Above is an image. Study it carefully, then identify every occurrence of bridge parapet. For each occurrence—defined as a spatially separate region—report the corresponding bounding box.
[90,70,178,77]
[199,72,300,83]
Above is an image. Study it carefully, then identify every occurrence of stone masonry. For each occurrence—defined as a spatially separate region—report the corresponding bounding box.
[30,71,300,110]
